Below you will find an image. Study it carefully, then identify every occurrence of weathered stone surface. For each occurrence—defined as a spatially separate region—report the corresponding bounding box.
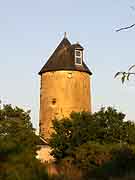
[39,70,91,139]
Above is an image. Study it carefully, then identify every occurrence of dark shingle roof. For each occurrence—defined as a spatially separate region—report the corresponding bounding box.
[39,37,92,75]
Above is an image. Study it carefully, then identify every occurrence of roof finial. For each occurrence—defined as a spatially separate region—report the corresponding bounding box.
[64,32,67,39]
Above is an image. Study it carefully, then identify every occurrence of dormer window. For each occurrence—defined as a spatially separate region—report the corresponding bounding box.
[75,49,82,65]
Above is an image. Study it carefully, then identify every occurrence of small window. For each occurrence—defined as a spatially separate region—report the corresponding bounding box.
[76,51,81,56]
[75,50,82,65]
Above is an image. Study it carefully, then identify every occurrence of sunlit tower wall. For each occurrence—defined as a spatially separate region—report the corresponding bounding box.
[39,35,92,139]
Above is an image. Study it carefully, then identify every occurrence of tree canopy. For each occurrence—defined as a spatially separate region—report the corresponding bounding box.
[0,104,48,180]
[49,107,135,179]
[49,107,135,159]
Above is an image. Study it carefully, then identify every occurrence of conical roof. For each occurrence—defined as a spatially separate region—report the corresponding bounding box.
[39,37,92,75]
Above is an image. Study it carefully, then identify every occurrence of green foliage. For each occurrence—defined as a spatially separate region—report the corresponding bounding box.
[0,104,48,180]
[49,107,135,179]
[88,145,135,180]
[49,107,135,159]
[49,118,73,159]
[49,161,82,180]
[73,142,112,170]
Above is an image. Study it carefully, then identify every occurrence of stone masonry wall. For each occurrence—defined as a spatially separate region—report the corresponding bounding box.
[39,70,91,139]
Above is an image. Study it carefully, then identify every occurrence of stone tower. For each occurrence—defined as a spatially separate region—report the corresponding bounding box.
[39,35,92,139]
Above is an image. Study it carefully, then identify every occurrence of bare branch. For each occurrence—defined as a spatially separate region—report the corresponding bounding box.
[114,72,135,78]
[114,72,124,78]
[128,65,135,71]
[115,66,135,84]
[116,23,135,32]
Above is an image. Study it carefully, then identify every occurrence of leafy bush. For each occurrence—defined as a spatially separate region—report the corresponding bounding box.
[0,104,48,180]
[49,107,135,179]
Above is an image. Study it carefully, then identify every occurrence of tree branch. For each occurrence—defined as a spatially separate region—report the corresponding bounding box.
[115,65,135,83]
[116,23,135,32]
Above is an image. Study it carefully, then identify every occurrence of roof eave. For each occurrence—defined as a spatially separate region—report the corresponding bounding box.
[39,68,92,75]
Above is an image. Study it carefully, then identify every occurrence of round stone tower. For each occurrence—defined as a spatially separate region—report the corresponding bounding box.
[39,35,92,139]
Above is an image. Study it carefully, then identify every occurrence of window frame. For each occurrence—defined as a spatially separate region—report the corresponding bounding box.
[75,49,83,65]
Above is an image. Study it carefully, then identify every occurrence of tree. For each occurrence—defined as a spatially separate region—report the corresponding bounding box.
[49,107,135,159]
[49,107,135,178]
[0,104,48,180]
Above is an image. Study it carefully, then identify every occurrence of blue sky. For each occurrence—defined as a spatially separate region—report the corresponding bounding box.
[0,0,135,128]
